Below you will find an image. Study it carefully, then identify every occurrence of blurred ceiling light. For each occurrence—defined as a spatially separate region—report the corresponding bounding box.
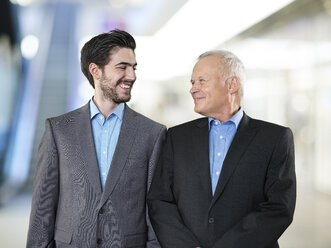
[229,38,331,70]
[136,0,294,81]
[21,34,39,59]
[10,0,35,6]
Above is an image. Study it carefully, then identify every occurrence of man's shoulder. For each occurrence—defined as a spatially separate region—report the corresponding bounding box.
[245,114,293,138]
[48,103,89,125]
[169,117,208,132]
[247,115,290,130]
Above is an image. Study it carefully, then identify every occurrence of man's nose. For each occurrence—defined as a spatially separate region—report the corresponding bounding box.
[126,67,136,81]
[190,82,200,94]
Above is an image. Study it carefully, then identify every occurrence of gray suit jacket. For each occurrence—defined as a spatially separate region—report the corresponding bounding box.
[27,102,166,248]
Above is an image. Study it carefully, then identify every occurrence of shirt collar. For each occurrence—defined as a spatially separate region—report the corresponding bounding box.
[89,97,125,121]
[208,107,243,130]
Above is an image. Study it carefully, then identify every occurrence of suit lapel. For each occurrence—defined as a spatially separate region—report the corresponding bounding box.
[192,118,213,202]
[210,113,257,208]
[76,102,102,196]
[100,105,138,207]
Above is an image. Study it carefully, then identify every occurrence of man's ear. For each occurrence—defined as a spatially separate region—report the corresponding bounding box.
[89,63,101,81]
[228,76,239,94]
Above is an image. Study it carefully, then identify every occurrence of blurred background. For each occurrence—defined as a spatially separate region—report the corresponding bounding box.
[1,0,331,247]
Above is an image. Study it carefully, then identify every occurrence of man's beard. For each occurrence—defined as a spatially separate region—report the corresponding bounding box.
[100,78,132,104]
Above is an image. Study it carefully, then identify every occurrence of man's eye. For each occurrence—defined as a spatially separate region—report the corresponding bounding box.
[116,66,126,70]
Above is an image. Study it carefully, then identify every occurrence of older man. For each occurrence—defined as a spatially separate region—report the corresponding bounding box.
[148,50,296,248]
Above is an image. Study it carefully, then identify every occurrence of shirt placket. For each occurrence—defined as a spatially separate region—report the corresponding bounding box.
[100,119,109,187]
[216,126,225,187]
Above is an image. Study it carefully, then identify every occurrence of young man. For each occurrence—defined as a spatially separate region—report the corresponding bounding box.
[148,50,296,248]
[27,29,165,248]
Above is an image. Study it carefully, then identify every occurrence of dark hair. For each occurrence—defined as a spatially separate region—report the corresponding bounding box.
[80,29,136,88]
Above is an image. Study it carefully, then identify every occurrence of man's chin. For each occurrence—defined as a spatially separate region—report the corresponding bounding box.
[194,105,201,114]
[194,106,207,117]
[114,95,131,104]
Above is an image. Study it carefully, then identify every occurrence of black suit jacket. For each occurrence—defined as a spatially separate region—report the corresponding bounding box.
[147,113,296,248]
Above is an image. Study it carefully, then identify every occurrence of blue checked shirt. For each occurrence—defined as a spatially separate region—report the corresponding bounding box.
[90,99,124,189]
[208,108,243,195]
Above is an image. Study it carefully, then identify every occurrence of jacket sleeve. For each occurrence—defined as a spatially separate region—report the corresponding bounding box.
[146,125,167,248]
[147,130,202,248]
[27,119,59,248]
[212,128,296,248]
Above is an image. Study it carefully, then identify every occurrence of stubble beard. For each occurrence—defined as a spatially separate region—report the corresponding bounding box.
[100,78,132,104]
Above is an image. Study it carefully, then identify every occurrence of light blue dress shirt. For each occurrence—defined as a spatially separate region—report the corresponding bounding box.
[90,99,124,189]
[208,108,243,195]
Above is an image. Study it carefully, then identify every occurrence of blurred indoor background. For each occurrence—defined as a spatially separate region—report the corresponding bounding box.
[1,0,331,247]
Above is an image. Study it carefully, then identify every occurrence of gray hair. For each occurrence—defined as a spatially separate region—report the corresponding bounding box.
[198,50,245,97]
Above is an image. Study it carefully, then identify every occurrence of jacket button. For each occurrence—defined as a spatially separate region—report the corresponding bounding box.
[99,208,104,214]
[209,217,214,223]
[97,238,103,244]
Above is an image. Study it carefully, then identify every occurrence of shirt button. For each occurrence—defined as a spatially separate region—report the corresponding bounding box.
[103,151,106,155]
[217,152,221,156]
[215,122,219,125]
[104,130,108,133]
[102,172,106,177]
[220,136,223,139]
[209,217,214,223]
[216,171,220,176]
[97,238,103,244]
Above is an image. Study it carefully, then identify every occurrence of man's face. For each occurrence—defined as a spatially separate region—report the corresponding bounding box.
[98,47,137,103]
[190,55,230,117]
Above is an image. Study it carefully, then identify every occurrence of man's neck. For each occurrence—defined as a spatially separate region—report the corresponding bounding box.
[210,101,241,123]
[211,111,237,123]
[93,94,119,119]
